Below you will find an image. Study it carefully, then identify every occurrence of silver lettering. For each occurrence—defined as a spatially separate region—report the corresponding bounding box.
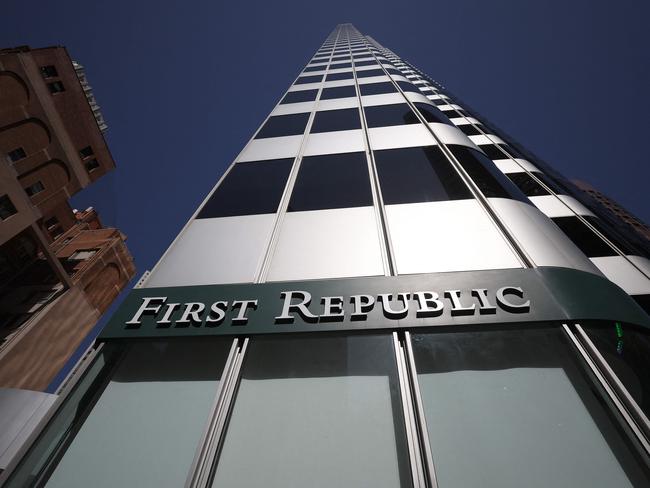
[231,300,258,324]
[177,302,205,324]
[444,290,475,316]
[378,293,409,319]
[206,301,228,325]
[125,296,167,326]
[496,286,530,313]
[471,289,497,314]
[414,292,444,317]
[350,294,375,320]
[275,291,318,323]
[321,296,344,319]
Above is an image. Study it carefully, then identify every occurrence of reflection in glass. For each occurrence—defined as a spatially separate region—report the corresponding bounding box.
[210,334,412,488]
[411,328,650,488]
[44,339,232,488]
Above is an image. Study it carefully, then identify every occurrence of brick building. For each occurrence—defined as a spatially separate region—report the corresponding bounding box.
[0,46,135,393]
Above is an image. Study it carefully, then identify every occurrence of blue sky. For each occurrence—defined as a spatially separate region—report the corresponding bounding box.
[3,0,649,387]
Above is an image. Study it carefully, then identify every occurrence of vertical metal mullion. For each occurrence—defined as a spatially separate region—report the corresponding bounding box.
[393,332,426,488]
[185,338,249,488]
[404,331,439,488]
[562,324,650,456]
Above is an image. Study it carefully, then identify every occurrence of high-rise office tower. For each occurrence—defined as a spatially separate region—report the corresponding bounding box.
[2,24,649,488]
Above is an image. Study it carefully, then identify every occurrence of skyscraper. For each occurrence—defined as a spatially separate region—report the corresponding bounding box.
[2,24,649,488]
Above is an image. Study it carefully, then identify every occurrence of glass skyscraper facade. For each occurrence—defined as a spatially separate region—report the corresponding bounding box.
[2,23,650,488]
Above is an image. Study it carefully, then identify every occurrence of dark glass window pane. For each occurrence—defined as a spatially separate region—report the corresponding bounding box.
[40,65,58,78]
[585,322,650,419]
[330,55,349,62]
[280,90,318,104]
[414,102,452,125]
[7,147,26,162]
[256,113,310,139]
[479,143,512,160]
[197,159,293,218]
[330,62,352,69]
[311,108,361,133]
[47,81,65,93]
[431,98,446,106]
[288,152,372,211]
[385,68,402,76]
[320,85,357,100]
[360,82,396,96]
[0,194,17,220]
[302,65,325,73]
[356,69,385,78]
[456,123,482,136]
[448,145,529,201]
[294,75,323,85]
[325,71,353,81]
[507,172,551,196]
[364,103,419,128]
[411,328,650,488]
[375,146,472,205]
[583,215,639,255]
[397,81,420,93]
[551,216,617,257]
[355,60,377,67]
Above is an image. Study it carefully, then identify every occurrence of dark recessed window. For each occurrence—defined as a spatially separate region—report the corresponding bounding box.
[197,159,294,218]
[430,99,446,106]
[446,109,469,118]
[40,65,58,78]
[255,113,310,139]
[355,60,377,67]
[552,217,617,257]
[448,145,528,202]
[303,65,325,73]
[375,146,472,205]
[356,69,385,78]
[413,102,452,125]
[280,89,318,104]
[79,146,94,158]
[583,215,638,255]
[364,103,419,128]
[25,181,45,197]
[0,194,17,220]
[85,159,100,172]
[47,81,65,94]
[330,62,352,70]
[330,55,349,62]
[384,68,402,76]
[320,85,357,100]
[294,75,323,85]
[325,71,353,81]
[7,147,26,162]
[479,144,514,160]
[456,124,483,136]
[507,172,551,197]
[288,152,372,211]
[311,108,361,133]
[359,82,396,96]
[44,216,59,229]
[397,81,420,93]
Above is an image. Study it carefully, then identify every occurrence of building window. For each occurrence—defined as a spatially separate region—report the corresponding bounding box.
[85,159,100,172]
[359,82,396,96]
[280,89,318,104]
[325,71,353,81]
[448,145,528,201]
[6,147,27,163]
[320,85,357,100]
[551,216,617,257]
[413,102,452,125]
[354,60,377,67]
[0,194,17,220]
[355,68,385,78]
[375,146,472,205]
[330,62,352,70]
[47,81,66,94]
[507,172,551,197]
[288,152,372,211]
[67,249,98,261]
[44,216,59,230]
[24,181,45,197]
[310,108,361,133]
[456,123,483,136]
[294,74,323,85]
[79,146,94,158]
[40,65,58,78]
[255,113,310,139]
[197,159,294,218]
[364,103,419,128]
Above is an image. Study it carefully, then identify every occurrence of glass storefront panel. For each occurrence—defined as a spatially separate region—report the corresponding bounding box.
[411,327,650,488]
[209,334,412,488]
[585,322,650,419]
[37,339,232,488]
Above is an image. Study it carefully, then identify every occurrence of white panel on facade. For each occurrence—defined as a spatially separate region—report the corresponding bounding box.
[237,135,303,162]
[267,207,384,281]
[591,256,650,295]
[530,195,595,218]
[429,123,479,149]
[405,91,434,104]
[386,200,522,275]
[489,199,602,275]
[303,129,365,156]
[316,98,359,111]
[492,158,539,173]
[361,93,405,107]
[272,102,317,116]
[469,134,506,146]
[368,124,436,151]
[146,215,277,287]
